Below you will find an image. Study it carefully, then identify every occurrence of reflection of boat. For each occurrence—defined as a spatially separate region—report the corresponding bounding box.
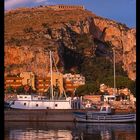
[75,122,136,133]
[9,51,72,109]
[73,104,136,123]
[5,122,74,140]
[74,123,136,140]
[9,129,73,140]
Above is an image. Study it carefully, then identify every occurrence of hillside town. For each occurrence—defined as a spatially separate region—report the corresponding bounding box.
[5,71,136,112]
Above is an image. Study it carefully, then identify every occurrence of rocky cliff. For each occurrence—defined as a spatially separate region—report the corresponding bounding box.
[5,7,136,80]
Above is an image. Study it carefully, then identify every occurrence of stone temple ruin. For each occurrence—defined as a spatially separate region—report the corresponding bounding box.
[47,5,85,11]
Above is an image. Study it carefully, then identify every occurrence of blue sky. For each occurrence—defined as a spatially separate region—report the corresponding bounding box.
[5,0,136,28]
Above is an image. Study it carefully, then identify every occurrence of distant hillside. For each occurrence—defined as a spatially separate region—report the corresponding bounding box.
[5,6,136,82]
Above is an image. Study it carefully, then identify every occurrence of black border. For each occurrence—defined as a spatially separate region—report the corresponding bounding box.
[0,0,4,140]
[136,0,139,139]
[2,1,137,140]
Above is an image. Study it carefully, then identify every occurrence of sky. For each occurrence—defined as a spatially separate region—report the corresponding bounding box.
[5,0,136,28]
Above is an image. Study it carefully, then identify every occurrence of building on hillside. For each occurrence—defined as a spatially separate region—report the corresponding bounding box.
[100,84,132,96]
[63,73,85,93]
[20,72,36,90]
[100,84,108,92]
[47,5,85,11]
[118,88,131,96]
[130,94,136,104]
[36,77,50,93]
[5,76,23,89]
[83,95,102,103]
[100,84,117,95]
[36,72,64,94]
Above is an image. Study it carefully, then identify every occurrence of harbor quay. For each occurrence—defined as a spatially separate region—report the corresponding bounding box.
[5,109,76,122]
[5,107,135,122]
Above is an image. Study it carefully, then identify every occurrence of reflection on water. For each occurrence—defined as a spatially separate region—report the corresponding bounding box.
[9,130,72,140]
[5,122,136,140]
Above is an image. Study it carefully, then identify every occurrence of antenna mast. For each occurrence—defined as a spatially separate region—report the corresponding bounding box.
[113,49,116,95]
[50,51,53,100]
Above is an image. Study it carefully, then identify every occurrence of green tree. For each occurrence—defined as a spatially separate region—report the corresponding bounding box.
[16,86,24,94]
[101,76,136,95]
[75,82,100,96]
[6,86,14,94]
[66,91,72,97]
[129,81,136,97]
[81,56,127,83]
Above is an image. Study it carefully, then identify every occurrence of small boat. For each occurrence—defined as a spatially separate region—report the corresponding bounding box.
[73,104,136,123]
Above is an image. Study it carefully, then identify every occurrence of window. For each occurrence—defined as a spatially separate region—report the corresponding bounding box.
[55,104,57,107]
[19,96,23,98]
[102,107,106,111]
[36,104,38,107]
[24,96,27,98]
[24,103,26,106]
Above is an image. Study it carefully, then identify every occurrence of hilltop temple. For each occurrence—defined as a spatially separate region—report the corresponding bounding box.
[47,5,85,10]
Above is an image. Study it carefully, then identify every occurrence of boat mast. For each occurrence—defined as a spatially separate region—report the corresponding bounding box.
[50,51,54,100]
[113,49,116,95]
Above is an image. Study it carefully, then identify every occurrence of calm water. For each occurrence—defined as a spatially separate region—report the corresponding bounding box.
[5,122,136,140]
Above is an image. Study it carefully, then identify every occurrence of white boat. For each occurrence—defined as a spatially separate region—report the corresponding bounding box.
[73,104,136,123]
[9,51,73,110]
[9,94,72,109]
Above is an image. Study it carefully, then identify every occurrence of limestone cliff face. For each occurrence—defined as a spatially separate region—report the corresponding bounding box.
[93,17,136,80]
[5,7,136,80]
[5,45,60,77]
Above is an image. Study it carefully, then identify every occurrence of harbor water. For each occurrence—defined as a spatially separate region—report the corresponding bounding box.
[5,122,136,140]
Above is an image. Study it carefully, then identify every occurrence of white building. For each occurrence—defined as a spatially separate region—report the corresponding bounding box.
[63,73,85,85]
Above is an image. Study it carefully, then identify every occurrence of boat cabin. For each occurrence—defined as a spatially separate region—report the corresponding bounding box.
[103,95,116,102]
[17,95,48,101]
[99,105,114,114]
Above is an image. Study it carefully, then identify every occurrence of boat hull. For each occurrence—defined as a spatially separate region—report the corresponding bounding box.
[74,112,136,123]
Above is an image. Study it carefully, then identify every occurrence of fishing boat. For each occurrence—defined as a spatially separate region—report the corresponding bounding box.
[9,51,73,109]
[73,104,136,123]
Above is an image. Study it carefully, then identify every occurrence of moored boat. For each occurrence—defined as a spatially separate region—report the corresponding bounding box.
[73,104,136,123]
[9,94,72,109]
